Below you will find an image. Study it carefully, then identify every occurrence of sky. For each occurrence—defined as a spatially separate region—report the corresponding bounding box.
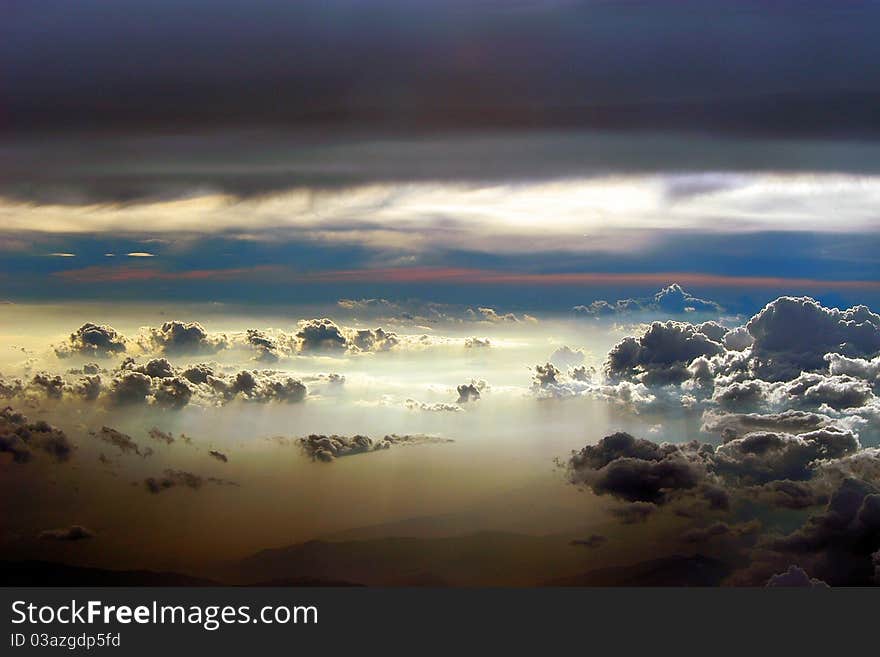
[2,1,880,587]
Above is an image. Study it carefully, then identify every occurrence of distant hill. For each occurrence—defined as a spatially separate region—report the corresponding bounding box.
[544,555,730,587]
[0,561,219,587]
[232,531,583,587]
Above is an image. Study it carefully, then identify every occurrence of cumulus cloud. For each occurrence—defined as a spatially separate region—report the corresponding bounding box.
[765,565,829,588]
[746,297,880,382]
[563,296,880,448]
[298,433,453,462]
[108,371,153,405]
[712,428,859,485]
[605,321,725,385]
[0,407,73,464]
[467,307,537,323]
[55,323,127,359]
[243,329,289,362]
[680,521,761,545]
[563,420,880,584]
[574,284,722,318]
[567,432,714,505]
[208,449,228,463]
[39,525,95,541]
[141,321,228,356]
[91,426,146,457]
[296,318,400,354]
[456,381,485,404]
[144,469,236,494]
[6,355,311,409]
[763,477,880,584]
[570,535,607,549]
[825,352,880,385]
[464,337,491,349]
[550,345,587,368]
[609,502,657,524]
[404,399,462,412]
[295,319,348,352]
[148,427,175,444]
[701,410,833,440]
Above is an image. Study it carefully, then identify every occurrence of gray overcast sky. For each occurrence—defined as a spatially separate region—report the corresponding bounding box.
[3,0,879,136]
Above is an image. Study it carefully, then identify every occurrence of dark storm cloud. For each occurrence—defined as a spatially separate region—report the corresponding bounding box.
[3,1,880,138]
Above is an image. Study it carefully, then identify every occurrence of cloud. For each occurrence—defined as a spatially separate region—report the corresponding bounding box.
[745,480,829,510]
[701,410,833,440]
[349,328,399,353]
[574,284,722,318]
[680,521,761,545]
[404,399,462,413]
[605,320,726,385]
[295,319,400,354]
[464,337,491,349]
[467,307,537,324]
[561,296,880,448]
[567,432,714,505]
[108,371,153,405]
[55,323,127,359]
[549,346,586,368]
[144,469,236,494]
[4,355,312,409]
[712,428,860,485]
[295,319,348,352]
[141,321,228,356]
[763,477,880,584]
[39,525,95,542]
[243,329,289,363]
[148,427,175,444]
[456,381,484,404]
[609,502,656,524]
[765,565,829,588]
[825,353,880,385]
[570,535,607,549]
[298,433,453,462]
[746,297,880,382]
[152,376,194,409]
[208,449,228,463]
[90,426,146,457]
[0,407,73,464]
